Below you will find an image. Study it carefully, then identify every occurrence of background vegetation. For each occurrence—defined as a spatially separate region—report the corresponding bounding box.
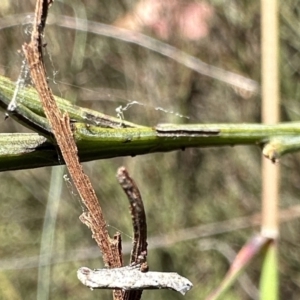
[0,0,300,299]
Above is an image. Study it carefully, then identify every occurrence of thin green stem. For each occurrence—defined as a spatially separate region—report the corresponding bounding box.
[1,75,300,172]
[0,75,144,132]
[1,121,300,171]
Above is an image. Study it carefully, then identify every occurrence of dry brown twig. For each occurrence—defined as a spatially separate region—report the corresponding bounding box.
[116,167,148,300]
[20,0,192,298]
[78,167,192,297]
[22,0,122,299]
[22,0,118,265]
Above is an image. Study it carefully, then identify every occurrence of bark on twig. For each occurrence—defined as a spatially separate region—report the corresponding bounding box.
[117,167,148,300]
[77,266,193,295]
[117,167,148,267]
[22,0,121,294]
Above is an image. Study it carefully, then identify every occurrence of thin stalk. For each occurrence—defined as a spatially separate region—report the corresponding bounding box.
[260,0,279,299]
[261,0,280,238]
[1,75,300,172]
[1,122,300,171]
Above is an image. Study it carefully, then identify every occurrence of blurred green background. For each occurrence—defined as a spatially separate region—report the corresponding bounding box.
[1,0,300,299]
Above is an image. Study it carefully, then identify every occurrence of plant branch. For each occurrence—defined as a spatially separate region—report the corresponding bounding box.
[22,0,118,272]
[2,73,300,172]
[117,167,148,300]
[2,121,300,172]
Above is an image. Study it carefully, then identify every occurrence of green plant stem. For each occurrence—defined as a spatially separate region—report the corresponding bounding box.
[0,75,143,130]
[1,122,300,172]
[1,75,300,172]
[260,241,279,300]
